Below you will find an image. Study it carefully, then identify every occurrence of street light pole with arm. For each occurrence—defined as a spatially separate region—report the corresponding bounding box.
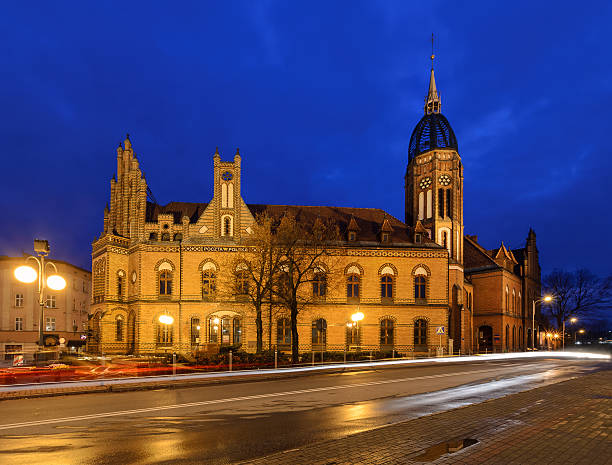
[14,240,66,350]
[532,295,553,351]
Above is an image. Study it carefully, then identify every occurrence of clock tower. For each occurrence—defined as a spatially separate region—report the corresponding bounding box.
[404,52,468,353]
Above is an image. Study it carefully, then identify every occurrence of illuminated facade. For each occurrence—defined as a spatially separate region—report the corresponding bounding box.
[89,62,540,356]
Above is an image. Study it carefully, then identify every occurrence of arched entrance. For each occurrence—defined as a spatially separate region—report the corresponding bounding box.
[478,325,493,352]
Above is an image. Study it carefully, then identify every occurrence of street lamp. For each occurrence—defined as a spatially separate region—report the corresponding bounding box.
[348,312,364,348]
[532,295,553,351]
[563,317,577,351]
[14,240,66,350]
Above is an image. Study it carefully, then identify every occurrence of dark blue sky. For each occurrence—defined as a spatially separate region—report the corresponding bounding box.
[1,1,611,276]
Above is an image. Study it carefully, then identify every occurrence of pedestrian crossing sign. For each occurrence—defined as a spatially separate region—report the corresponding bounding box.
[435,326,445,335]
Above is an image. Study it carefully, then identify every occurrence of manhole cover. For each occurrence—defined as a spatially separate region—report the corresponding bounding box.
[413,438,478,462]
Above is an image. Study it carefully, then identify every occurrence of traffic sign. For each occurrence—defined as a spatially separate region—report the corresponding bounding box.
[435,326,445,335]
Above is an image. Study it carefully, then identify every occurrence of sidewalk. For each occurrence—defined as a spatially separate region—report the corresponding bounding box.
[242,368,612,465]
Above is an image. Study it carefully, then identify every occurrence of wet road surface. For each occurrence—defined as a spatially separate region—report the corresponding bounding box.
[0,357,606,464]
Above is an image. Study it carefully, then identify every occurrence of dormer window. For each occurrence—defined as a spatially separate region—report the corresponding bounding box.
[382,232,390,243]
[415,233,422,243]
[348,231,356,242]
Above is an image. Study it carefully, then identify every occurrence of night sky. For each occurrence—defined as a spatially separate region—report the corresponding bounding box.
[1,1,611,277]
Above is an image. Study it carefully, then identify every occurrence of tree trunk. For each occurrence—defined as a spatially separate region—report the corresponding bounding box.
[255,304,263,353]
[290,305,299,364]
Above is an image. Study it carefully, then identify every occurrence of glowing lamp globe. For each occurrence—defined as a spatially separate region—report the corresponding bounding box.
[14,266,37,283]
[351,312,364,322]
[543,295,553,302]
[47,275,66,291]
[158,315,174,325]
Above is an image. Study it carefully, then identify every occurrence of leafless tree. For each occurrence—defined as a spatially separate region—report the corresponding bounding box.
[544,269,612,329]
[229,213,283,353]
[271,214,340,363]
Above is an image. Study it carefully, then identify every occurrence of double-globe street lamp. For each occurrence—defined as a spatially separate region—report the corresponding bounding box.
[532,295,553,351]
[13,240,66,350]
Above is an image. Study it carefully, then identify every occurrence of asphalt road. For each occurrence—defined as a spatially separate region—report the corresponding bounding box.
[0,357,606,464]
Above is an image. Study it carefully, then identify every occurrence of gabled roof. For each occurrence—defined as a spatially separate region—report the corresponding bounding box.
[247,204,413,244]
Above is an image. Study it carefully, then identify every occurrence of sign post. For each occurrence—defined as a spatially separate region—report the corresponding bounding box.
[436,326,445,355]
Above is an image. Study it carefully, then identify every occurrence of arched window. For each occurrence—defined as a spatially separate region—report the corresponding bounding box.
[202,271,216,298]
[117,271,125,299]
[174,233,183,241]
[116,316,124,341]
[505,325,510,350]
[313,272,327,298]
[236,270,249,295]
[209,317,220,343]
[347,275,360,301]
[512,326,516,350]
[381,275,393,300]
[505,287,509,311]
[233,318,242,344]
[414,319,427,346]
[277,318,291,347]
[438,188,444,217]
[149,232,158,241]
[159,271,172,296]
[222,215,233,237]
[157,322,172,346]
[191,318,200,345]
[512,289,516,312]
[380,319,394,346]
[312,319,327,348]
[161,233,170,241]
[414,276,426,300]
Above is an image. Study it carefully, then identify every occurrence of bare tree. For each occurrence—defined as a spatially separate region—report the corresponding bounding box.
[544,269,612,329]
[271,214,340,363]
[229,213,283,353]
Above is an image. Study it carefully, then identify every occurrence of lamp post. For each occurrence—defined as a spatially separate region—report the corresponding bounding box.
[158,314,175,373]
[563,317,577,351]
[14,240,66,351]
[575,328,585,344]
[348,312,364,349]
[532,295,553,351]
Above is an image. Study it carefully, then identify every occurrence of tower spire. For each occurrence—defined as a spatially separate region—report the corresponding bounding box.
[424,33,441,115]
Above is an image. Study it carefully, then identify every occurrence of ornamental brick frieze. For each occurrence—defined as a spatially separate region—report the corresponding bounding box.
[332,249,446,258]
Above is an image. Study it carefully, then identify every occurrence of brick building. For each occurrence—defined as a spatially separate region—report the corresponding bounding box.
[0,256,90,361]
[89,60,541,356]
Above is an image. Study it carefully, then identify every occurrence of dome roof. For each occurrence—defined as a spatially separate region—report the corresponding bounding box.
[408,112,458,162]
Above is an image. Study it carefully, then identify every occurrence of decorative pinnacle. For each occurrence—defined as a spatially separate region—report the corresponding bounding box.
[215,146,219,155]
[236,147,240,155]
[424,33,441,115]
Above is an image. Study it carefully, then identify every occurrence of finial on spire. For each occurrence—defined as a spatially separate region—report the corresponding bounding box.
[215,146,219,155]
[124,133,132,150]
[431,33,435,69]
[236,147,240,155]
[424,33,441,115]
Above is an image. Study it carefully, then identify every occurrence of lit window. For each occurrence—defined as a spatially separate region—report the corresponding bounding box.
[15,294,24,307]
[312,319,327,347]
[15,318,23,331]
[191,318,200,345]
[348,231,357,242]
[202,271,216,298]
[116,316,124,341]
[157,322,172,346]
[46,317,56,331]
[46,295,56,308]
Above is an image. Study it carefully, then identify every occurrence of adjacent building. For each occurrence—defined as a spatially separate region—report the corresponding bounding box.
[0,256,90,361]
[89,60,542,356]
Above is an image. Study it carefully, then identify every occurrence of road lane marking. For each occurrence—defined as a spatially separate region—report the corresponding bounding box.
[0,367,516,431]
